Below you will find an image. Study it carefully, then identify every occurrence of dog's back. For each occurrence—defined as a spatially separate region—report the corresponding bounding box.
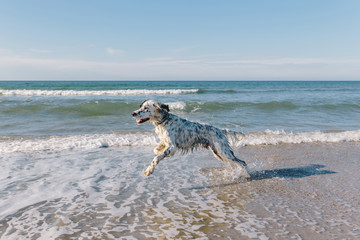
[156,113,228,153]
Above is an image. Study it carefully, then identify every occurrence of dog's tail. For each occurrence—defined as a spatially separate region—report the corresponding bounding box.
[221,129,245,146]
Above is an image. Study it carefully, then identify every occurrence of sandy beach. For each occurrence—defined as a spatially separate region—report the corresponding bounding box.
[1,141,359,239]
[205,142,360,239]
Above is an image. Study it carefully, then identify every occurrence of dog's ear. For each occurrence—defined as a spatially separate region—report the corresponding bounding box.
[160,103,170,112]
[153,102,170,112]
[140,100,149,108]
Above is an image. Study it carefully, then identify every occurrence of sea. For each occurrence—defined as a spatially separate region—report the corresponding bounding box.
[1,81,359,239]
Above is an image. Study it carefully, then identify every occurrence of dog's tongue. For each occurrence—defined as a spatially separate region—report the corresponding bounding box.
[137,118,149,124]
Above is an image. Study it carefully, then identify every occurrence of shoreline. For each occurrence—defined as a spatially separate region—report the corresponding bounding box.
[1,142,359,239]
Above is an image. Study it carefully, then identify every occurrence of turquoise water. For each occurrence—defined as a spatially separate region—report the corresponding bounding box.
[1,81,360,138]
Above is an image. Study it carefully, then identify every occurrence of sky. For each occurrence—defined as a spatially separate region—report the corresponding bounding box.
[0,0,360,80]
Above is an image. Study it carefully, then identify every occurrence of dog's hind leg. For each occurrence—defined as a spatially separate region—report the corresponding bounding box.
[144,146,176,176]
[210,144,250,178]
[210,146,244,165]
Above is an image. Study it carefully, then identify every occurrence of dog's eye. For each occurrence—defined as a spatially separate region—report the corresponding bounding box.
[144,107,149,111]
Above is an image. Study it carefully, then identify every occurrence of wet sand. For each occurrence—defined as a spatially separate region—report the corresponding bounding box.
[199,142,360,239]
[1,142,359,239]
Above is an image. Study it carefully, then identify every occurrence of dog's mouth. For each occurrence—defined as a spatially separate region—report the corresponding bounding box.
[136,118,150,124]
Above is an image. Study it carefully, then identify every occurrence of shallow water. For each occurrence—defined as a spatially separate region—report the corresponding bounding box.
[1,143,359,239]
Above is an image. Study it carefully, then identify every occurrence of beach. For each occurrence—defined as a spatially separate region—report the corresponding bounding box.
[1,81,360,239]
[1,142,359,239]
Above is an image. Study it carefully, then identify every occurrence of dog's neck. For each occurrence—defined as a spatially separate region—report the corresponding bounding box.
[154,111,170,126]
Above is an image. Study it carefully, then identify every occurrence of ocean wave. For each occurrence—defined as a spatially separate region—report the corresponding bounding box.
[167,101,187,110]
[311,103,360,111]
[1,130,360,154]
[169,101,360,112]
[0,133,159,154]
[1,101,235,117]
[3,99,358,118]
[197,89,237,94]
[50,101,137,116]
[168,101,299,113]
[4,100,359,118]
[1,101,138,117]
[231,129,360,146]
[0,89,199,96]
[2,101,189,117]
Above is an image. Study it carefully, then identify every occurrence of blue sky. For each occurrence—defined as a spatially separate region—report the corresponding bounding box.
[0,0,359,80]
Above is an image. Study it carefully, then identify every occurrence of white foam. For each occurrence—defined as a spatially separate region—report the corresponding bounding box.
[0,133,159,154]
[1,129,360,154]
[231,129,360,146]
[167,101,187,110]
[0,89,199,96]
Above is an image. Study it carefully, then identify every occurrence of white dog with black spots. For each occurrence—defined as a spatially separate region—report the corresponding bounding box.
[132,100,250,178]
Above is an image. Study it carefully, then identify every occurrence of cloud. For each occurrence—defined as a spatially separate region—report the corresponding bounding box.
[0,52,359,80]
[0,48,13,56]
[209,57,360,66]
[106,48,124,55]
[28,48,54,53]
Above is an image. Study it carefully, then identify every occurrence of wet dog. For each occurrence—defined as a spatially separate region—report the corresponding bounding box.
[132,100,250,177]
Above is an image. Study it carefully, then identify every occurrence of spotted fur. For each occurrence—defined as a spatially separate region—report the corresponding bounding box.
[132,100,250,177]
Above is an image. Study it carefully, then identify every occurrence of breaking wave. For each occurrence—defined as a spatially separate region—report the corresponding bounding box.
[228,129,360,146]
[0,89,199,96]
[0,133,159,154]
[1,130,360,154]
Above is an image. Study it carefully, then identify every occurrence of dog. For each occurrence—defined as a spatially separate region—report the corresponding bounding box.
[132,100,250,178]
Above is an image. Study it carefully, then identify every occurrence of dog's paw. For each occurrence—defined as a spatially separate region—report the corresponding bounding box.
[242,170,251,179]
[241,166,251,179]
[144,166,154,176]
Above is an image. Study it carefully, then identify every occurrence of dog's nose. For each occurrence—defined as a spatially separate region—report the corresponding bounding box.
[132,112,137,117]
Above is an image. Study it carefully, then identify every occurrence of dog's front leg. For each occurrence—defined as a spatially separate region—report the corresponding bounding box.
[144,146,176,176]
[154,142,166,155]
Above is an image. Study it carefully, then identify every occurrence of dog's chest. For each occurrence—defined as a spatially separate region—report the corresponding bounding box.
[155,125,170,142]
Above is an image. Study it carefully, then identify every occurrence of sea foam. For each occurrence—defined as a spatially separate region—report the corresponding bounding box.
[230,129,360,146]
[0,133,158,154]
[1,130,360,154]
[0,89,199,96]
[167,101,187,110]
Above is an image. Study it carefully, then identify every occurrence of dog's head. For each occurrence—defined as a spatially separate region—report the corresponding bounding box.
[132,100,170,125]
